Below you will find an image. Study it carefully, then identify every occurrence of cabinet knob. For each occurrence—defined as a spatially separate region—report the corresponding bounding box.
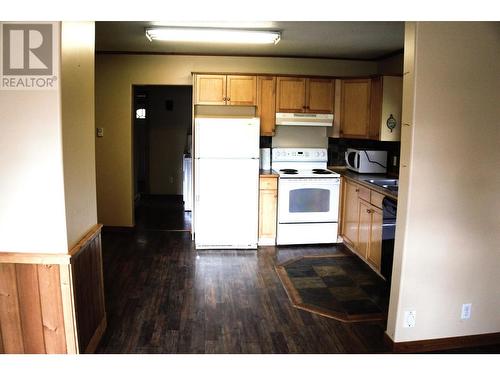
[355,188,359,192]
[227,97,231,101]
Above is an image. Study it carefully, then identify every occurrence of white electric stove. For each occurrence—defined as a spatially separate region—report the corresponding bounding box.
[272,148,341,245]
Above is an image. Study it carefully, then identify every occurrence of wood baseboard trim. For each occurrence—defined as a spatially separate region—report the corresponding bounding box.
[384,331,500,353]
[83,316,107,354]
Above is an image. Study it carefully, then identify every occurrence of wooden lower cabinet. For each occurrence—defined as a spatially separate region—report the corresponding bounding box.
[0,225,106,354]
[258,176,278,245]
[367,208,383,270]
[341,178,383,273]
[342,179,360,247]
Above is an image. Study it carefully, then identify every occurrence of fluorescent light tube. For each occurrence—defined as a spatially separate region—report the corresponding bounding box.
[145,27,281,45]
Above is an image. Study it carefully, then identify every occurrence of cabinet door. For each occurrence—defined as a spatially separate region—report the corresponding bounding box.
[226,75,257,105]
[357,200,372,259]
[307,78,334,113]
[340,79,371,138]
[195,75,227,105]
[257,76,276,136]
[367,207,382,271]
[342,180,360,247]
[259,188,277,241]
[276,77,307,112]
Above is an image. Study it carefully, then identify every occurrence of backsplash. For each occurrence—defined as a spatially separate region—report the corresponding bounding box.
[328,138,401,175]
[260,136,272,148]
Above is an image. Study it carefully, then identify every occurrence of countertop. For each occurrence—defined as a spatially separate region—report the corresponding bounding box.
[327,166,398,201]
[259,169,279,178]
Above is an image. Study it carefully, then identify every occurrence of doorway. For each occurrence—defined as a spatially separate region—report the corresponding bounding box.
[132,85,193,231]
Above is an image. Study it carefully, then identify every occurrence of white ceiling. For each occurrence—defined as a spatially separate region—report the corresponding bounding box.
[95,21,404,60]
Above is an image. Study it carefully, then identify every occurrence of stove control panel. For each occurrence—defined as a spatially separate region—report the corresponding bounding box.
[272,148,327,162]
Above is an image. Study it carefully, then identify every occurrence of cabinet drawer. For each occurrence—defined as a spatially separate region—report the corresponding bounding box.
[370,191,385,209]
[259,177,278,190]
[357,184,370,202]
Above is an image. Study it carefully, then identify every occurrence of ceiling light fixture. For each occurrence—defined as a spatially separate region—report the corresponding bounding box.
[145,27,281,45]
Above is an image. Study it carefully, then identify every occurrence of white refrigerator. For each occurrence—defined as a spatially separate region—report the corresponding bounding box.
[194,117,260,249]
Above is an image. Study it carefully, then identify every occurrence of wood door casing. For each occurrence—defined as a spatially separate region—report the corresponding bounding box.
[226,75,256,105]
[307,78,334,113]
[257,76,276,136]
[340,79,372,138]
[276,77,307,112]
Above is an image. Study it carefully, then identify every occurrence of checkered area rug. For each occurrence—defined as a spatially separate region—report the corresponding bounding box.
[275,254,389,322]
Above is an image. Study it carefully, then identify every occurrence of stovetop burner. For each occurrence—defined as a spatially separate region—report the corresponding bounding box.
[280,169,298,175]
[312,169,334,174]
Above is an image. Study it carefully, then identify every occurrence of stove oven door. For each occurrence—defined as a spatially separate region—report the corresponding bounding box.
[278,178,340,224]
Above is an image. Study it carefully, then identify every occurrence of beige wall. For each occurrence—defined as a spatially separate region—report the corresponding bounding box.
[95,54,378,226]
[61,22,98,248]
[377,53,404,75]
[387,22,500,342]
[0,22,68,253]
[0,22,97,253]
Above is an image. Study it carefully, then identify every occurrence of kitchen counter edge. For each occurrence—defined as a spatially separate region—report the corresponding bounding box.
[259,169,279,178]
[327,167,398,201]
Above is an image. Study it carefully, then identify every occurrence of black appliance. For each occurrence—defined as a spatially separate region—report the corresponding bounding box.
[381,197,397,284]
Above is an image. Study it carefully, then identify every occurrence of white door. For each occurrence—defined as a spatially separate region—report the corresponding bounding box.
[194,158,259,249]
[278,178,340,223]
[195,117,260,159]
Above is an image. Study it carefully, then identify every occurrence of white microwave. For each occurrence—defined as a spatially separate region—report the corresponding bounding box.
[345,148,388,173]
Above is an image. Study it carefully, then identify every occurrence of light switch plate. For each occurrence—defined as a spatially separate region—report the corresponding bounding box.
[461,303,472,320]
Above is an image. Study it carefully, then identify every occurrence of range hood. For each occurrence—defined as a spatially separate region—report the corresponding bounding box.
[276,112,333,127]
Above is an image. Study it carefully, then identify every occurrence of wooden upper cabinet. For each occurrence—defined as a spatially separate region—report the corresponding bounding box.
[257,76,277,136]
[276,77,334,113]
[276,77,307,112]
[307,78,334,113]
[194,74,256,106]
[226,75,256,105]
[195,75,227,105]
[338,76,402,140]
[340,79,372,138]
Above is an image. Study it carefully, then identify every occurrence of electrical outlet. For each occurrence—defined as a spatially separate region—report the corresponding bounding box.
[404,310,416,328]
[461,303,472,320]
[96,127,104,137]
[393,156,398,166]
[169,176,174,184]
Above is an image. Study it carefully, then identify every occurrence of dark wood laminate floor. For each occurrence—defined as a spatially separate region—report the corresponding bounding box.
[96,230,389,354]
[97,196,500,354]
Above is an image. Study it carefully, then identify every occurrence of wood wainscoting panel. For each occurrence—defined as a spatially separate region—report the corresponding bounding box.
[15,264,46,353]
[0,224,105,354]
[37,264,67,353]
[0,264,25,353]
[71,230,106,353]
